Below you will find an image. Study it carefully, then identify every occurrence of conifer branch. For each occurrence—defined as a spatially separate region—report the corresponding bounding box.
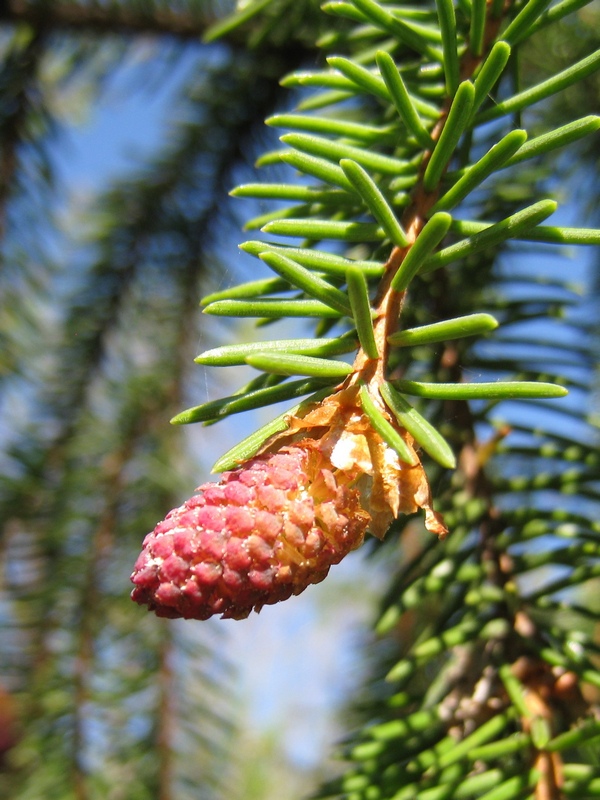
[89,0,600,794]
[0,0,215,41]
[0,29,46,240]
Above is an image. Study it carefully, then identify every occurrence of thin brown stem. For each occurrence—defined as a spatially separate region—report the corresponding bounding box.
[0,0,214,41]
[352,1,509,398]
[0,31,45,241]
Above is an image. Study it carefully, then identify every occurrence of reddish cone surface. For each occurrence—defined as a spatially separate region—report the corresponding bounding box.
[131,444,369,620]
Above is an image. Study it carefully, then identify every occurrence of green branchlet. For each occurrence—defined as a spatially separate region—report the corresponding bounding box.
[431,129,528,213]
[202,0,272,42]
[376,51,434,148]
[279,149,357,193]
[449,220,600,245]
[231,182,353,204]
[245,352,353,378]
[475,47,600,124]
[172,377,336,425]
[503,115,600,166]
[391,212,452,291]
[469,0,487,56]
[200,276,290,305]
[340,158,409,247]
[258,250,353,315]
[326,55,392,102]
[282,132,412,175]
[266,112,399,143]
[501,0,555,44]
[240,241,385,278]
[388,313,498,346]
[380,382,456,468]
[359,385,419,465]
[435,0,460,95]
[471,40,512,113]
[211,386,336,472]
[392,378,568,400]
[424,200,558,271]
[196,336,358,366]
[346,266,379,359]
[423,81,475,191]
[203,297,343,318]
[347,0,441,55]
[262,217,384,242]
[190,0,585,548]
[325,56,440,118]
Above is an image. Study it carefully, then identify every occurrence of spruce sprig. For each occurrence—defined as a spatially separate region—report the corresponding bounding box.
[185,0,600,471]
[188,0,600,792]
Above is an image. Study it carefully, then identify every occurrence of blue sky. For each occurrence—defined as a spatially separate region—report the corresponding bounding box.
[53,48,196,191]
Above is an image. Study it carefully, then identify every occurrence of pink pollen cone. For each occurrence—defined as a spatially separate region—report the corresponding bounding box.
[131,444,369,620]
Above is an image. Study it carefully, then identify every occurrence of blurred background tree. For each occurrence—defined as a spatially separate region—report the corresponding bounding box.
[0,1,598,799]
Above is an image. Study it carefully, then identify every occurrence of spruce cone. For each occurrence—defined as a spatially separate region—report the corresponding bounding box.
[131,386,447,621]
[131,444,369,620]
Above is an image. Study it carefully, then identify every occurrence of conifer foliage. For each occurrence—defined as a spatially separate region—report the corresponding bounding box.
[151,0,600,795]
[0,0,599,798]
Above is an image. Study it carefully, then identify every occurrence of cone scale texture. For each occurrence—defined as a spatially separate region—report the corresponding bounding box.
[131,444,370,620]
[132,387,447,620]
